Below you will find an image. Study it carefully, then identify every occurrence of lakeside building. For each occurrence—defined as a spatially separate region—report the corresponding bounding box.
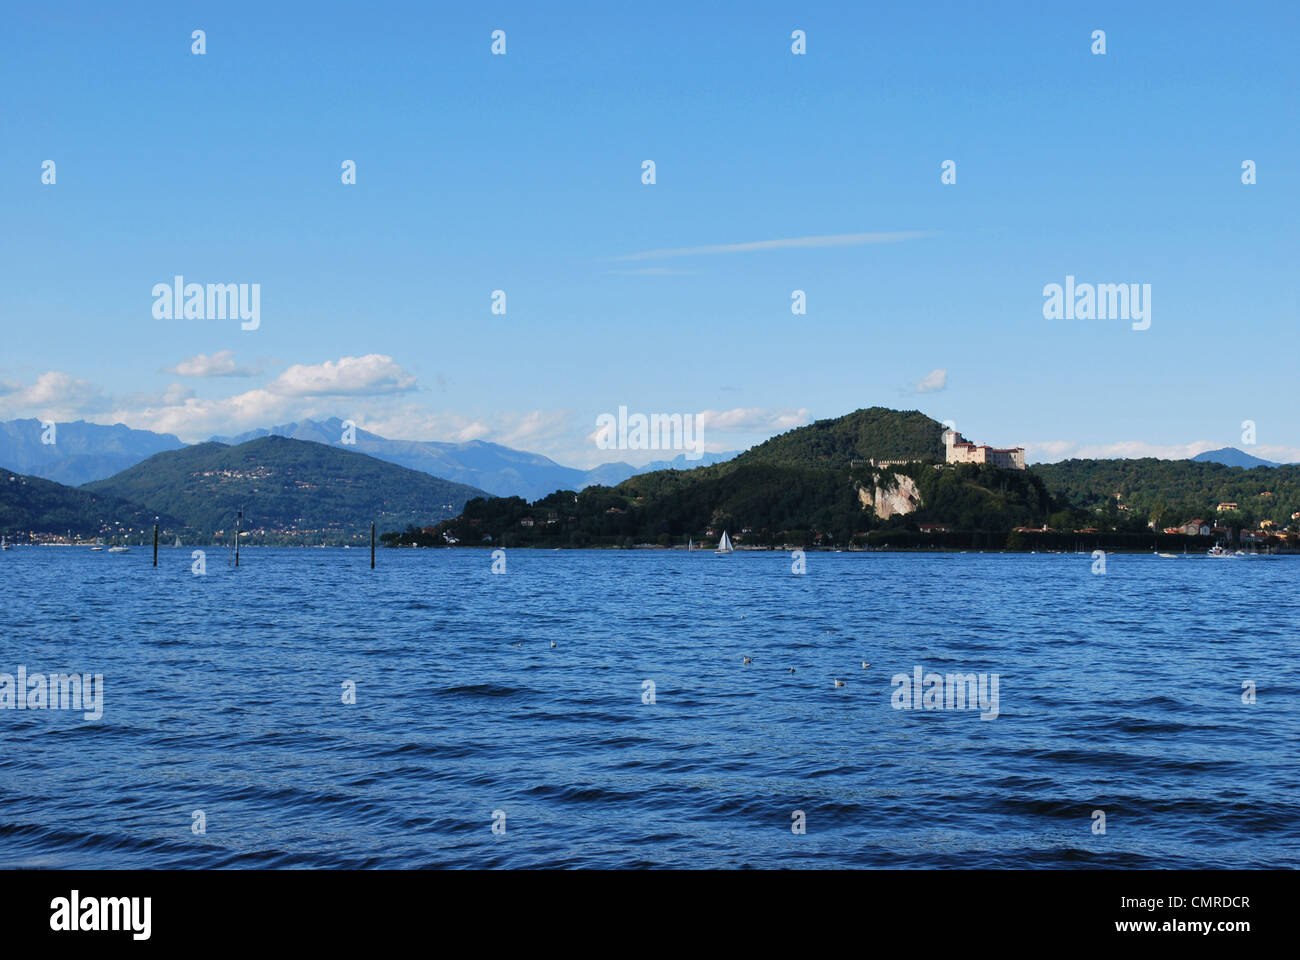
[943,430,1026,470]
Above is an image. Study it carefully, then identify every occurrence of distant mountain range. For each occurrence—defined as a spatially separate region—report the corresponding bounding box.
[1191,447,1285,468]
[214,417,738,499]
[0,419,184,486]
[0,416,735,499]
[82,436,487,540]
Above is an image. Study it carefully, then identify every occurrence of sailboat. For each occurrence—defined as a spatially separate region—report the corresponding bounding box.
[173,536,182,548]
[687,538,694,552]
[0,536,9,551]
[715,530,734,555]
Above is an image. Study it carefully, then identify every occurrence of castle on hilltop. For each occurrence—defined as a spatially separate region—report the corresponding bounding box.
[943,429,1026,470]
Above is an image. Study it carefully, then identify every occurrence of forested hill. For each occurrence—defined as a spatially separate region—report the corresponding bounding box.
[1030,458,1300,528]
[732,407,947,469]
[83,436,489,538]
[1,468,178,537]
[583,407,952,504]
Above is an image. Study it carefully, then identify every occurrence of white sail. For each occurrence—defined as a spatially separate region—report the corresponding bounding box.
[716,530,733,553]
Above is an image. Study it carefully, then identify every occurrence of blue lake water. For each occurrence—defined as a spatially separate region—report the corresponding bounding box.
[0,547,1296,868]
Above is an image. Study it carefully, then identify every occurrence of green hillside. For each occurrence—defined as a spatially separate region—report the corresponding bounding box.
[581,407,950,504]
[386,408,1057,548]
[84,436,489,540]
[1,468,176,538]
[388,407,1300,550]
[407,456,1058,549]
[1031,458,1300,529]
[732,407,947,469]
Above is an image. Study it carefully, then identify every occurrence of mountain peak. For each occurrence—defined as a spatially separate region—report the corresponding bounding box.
[1191,447,1281,469]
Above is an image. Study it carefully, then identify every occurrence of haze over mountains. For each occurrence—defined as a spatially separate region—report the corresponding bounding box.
[214,417,737,498]
[0,419,185,486]
[0,416,735,497]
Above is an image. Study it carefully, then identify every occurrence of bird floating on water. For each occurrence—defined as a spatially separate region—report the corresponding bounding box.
[788,667,796,674]
[742,656,753,664]
[550,641,557,648]
[861,662,871,669]
[834,678,845,688]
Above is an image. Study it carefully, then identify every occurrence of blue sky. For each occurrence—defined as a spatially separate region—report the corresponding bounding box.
[1,1,1296,466]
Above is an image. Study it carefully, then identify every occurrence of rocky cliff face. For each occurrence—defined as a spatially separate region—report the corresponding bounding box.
[858,473,923,519]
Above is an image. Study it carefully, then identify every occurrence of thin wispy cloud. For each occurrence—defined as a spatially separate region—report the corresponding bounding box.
[915,369,948,394]
[0,371,105,419]
[269,355,416,398]
[604,267,702,276]
[614,232,930,262]
[165,350,258,378]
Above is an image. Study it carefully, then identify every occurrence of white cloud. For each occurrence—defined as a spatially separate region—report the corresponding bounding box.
[615,232,929,261]
[166,350,256,377]
[342,406,571,449]
[1253,445,1300,464]
[695,407,812,433]
[0,371,106,419]
[268,355,417,397]
[573,406,811,468]
[915,369,947,393]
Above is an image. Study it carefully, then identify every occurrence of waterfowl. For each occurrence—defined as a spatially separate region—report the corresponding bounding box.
[742,656,753,664]
[861,662,870,669]
[834,678,845,688]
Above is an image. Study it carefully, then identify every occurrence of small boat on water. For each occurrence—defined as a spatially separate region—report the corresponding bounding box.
[173,536,182,548]
[715,530,733,555]
[0,536,9,551]
[1207,544,1232,558]
[108,545,130,553]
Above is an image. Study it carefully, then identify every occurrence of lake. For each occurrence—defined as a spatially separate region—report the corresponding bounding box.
[1,547,1296,868]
